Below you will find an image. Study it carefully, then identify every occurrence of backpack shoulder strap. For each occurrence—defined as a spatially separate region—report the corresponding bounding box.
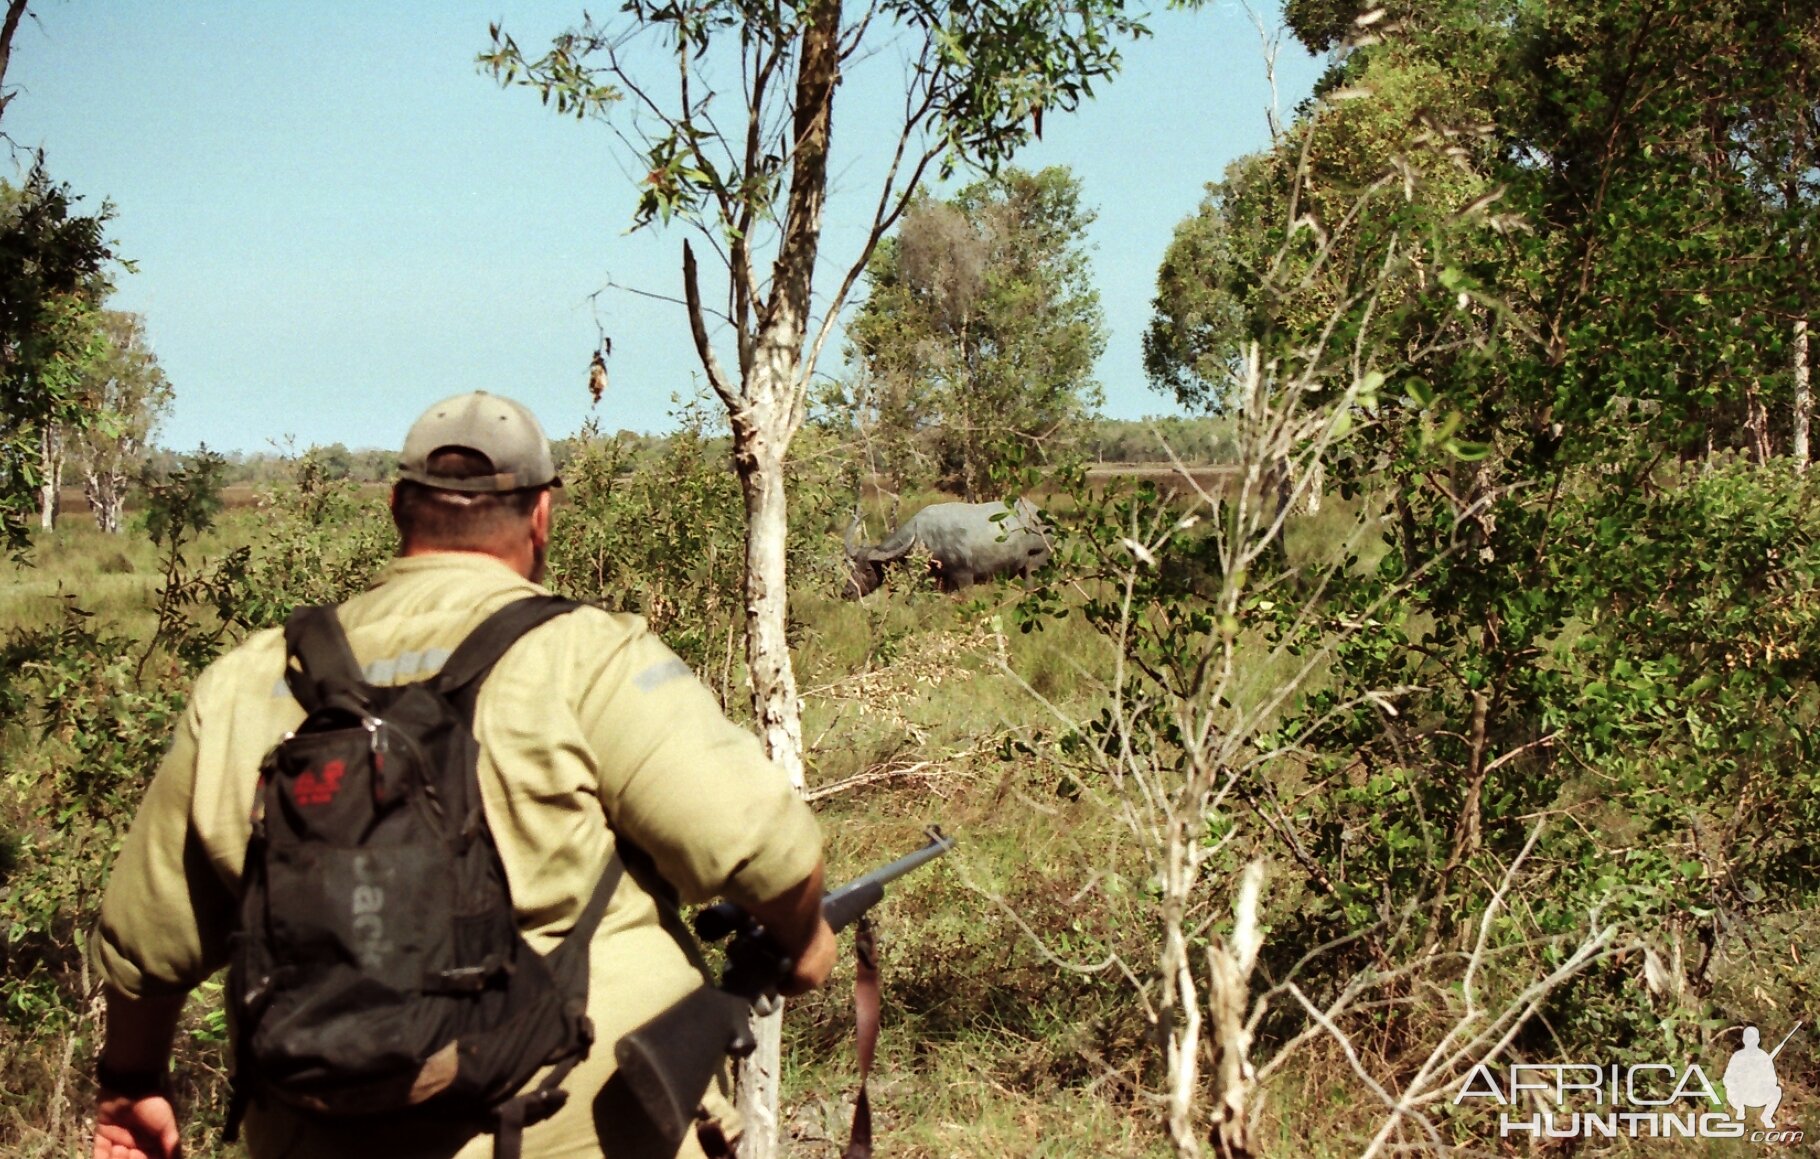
[282,605,370,716]
[436,595,582,700]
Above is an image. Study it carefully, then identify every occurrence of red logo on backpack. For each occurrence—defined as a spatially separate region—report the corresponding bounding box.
[294,760,347,806]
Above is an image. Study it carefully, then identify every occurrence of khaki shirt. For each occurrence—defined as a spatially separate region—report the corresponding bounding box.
[95,552,822,1159]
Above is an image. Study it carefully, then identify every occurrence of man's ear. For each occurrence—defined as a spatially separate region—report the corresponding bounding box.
[389,485,409,545]
[531,489,553,544]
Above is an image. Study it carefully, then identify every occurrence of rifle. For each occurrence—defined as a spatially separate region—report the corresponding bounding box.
[615,826,955,1147]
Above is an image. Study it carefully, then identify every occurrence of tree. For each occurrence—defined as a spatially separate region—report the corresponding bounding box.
[0,167,114,547]
[1,3,118,542]
[481,3,1146,1150]
[305,442,354,481]
[0,0,32,123]
[31,292,101,530]
[1142,173,1255,415]
[1095,1,1820,1151]
[69,311,172,534]
[1723,11,1820,466]
[848,166,1106,499]
[1146,41,1501,520]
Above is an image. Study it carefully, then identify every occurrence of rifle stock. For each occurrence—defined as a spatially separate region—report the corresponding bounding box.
[612,986,754,1152]
[613,827,953,1145]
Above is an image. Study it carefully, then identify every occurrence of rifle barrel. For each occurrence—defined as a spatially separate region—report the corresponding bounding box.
[622,825,955,1144]
[694,826,955,941]
[835,827,953,897]
[820,826,953,933]
[1769,1021,1803,1060]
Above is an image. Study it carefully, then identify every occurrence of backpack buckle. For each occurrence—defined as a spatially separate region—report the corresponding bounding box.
[428,954,513,993]
[524,1086,569,1125]
[364,716,412,804]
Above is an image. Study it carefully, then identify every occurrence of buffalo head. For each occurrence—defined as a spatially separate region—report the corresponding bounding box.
[843,513,913,599]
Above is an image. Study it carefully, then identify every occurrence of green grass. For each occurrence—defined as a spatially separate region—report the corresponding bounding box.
[0,513,259,639]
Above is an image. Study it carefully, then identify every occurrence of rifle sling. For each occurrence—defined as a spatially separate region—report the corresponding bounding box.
[841,916,880,1159]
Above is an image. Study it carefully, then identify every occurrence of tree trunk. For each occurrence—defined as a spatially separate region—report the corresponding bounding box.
[1794,318,1810,473]
[725,375,804,1159]
[724,0,840,1134]
[101,475,125,534]
[1790,149,1810,474]
[1206,864,1264,1159]
[1746,380,1772,464]
[83,469,103,532]
[1159,820,1203,1159]
[38,421,62,530]
[729,413,803,1159]
[675,0,838,1147]
[734,418,807,787]
[1159,816,1261,1159]
[82,465,125,534]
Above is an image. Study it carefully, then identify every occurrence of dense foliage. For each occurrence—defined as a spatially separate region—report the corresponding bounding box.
[847,167,1108,499]
[0,168,115,549]
[1091,0,1820,1145]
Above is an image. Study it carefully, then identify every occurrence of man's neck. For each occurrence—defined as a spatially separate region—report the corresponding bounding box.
[398,544,533,580]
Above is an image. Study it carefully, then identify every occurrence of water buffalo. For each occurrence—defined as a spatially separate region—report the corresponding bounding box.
[844,498,1052,598]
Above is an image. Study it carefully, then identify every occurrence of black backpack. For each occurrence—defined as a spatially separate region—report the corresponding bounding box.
[227,595,617,1159]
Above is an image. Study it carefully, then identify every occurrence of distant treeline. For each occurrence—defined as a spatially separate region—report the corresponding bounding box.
[141,416,1238,487]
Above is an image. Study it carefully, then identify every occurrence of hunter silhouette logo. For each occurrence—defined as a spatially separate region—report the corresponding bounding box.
[1725,1024,1800,1129]
[293,759,347,806]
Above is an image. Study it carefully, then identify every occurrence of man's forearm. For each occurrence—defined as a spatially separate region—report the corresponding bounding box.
[745,862,826,952]
[99,986,186,1082]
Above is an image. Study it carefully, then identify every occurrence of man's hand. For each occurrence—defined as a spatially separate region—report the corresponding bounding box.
[780,915,836,996]
[93,1092,181,1159]
[746,862,838,996]
[94,988,186,1159]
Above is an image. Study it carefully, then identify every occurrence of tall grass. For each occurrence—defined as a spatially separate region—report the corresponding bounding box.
[0,517,259,638]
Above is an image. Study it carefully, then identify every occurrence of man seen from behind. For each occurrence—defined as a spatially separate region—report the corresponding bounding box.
[90,390,835,1159]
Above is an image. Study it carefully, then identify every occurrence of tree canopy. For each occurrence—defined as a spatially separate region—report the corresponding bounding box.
[72,311,173,534]
[0,167,115,548]
[848,166,1106,499]
[1132,0,1820,1100]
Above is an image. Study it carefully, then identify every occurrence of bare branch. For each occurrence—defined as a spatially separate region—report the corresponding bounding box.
[801,46,944,385]
[682,240,739,409]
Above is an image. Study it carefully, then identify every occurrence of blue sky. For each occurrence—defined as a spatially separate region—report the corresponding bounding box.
[7,2,1322,454]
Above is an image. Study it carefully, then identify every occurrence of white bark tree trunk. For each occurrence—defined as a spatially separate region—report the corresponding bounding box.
[1206,864,1264,1159]
[37,421,62,530]
[728,375,806,1159]
[88,469,125,534]
[1158,814,1262,1159]
[727,332,812,791]
[1794,317,1810,473]
[1746,380,1773,464]
[717,5,839,1152]
[1159,821,1203,1158]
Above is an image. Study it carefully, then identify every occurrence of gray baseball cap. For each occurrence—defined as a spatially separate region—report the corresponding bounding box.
[398,391,561,493]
